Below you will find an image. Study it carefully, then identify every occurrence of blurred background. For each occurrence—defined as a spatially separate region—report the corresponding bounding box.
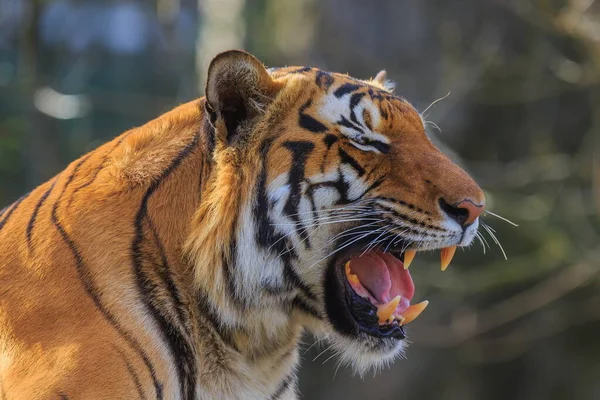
[1,0,599,399]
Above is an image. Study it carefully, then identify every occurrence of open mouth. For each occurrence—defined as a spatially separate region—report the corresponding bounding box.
[324,238,458,341]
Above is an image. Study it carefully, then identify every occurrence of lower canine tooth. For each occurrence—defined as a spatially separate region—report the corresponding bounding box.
[376,295,401,323]
[440,246,457,271]
[401,300,429,325]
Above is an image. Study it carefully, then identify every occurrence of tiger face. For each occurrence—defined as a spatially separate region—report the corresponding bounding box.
[194,51,484,373]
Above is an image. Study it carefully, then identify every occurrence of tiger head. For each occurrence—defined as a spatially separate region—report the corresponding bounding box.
[188,51,484,372]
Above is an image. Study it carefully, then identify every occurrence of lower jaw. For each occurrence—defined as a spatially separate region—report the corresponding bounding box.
[324,256,406,342]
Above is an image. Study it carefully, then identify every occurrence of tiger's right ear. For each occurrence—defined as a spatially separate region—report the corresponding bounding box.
[205,50,281,144]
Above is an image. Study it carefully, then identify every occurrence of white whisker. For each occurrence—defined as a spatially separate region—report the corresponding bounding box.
[484,210,519,227]
[312,345,333,362]
[275,216,386,257]
[307,227,387,269]
[278,203,374,219]
[420,91,451,116]
[481,222,507,260]
[475,231,487,254]
[360,225,392,256]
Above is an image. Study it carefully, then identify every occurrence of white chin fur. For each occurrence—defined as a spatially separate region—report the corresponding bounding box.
[319,330,408,376]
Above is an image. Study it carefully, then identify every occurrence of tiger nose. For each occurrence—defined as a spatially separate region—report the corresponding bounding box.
[439,198,485,227]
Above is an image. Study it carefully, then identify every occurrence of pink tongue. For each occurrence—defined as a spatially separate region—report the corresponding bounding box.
[349,252,415,307]
[349,253,391,303]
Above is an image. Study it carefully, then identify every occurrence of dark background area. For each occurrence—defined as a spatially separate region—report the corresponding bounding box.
[1,0,599,399]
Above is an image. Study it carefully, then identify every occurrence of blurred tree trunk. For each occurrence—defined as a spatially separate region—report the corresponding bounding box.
[196,0,246,92]
[21,0,61,186]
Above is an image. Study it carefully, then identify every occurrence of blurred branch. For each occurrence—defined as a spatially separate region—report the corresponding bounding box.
[464,291,600,364]
[413,248,600,348]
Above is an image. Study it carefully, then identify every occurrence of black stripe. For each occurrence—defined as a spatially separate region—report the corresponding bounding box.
[315,70,334,90]
[290,66,312,74]
[320,135,338,173]
[282,260,318,302]
[270,373,295,400]
[337,115,364,134]
[131,132,199,400]
[202,111,216,156]
[292,297,321,320]
[254,140,278,252]
[353,175,385,201]
[282,141,315,249]
[375,203,445,233]
[26,178,58,251]
[51,159,164,400]
[222,238,247,308]
[323,134,337,149]
[254,139,318,303]
[334,83,361,98]
[305,178,319,223]
[197,289,239,351]
[298,100,328,133]
[67,133,132,207]
[58,394,68,400]
[380,103,389,120]
[348,92,366,126]
[0,194,28,232]
[306,165,350,205]
[373,196,430,215]
[147,221,189,328]
[368,140,390,154]
[115,347,147,400]
[338,148,365,176]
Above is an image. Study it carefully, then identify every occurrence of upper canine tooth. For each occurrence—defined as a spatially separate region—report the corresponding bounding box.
[401,300,429,325]
[403,250,416,270]
[376,295,401,324]
[440,246,457,271]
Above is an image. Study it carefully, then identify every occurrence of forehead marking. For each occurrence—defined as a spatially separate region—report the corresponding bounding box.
[298,99,328,133]
[316,71,334,90]
[318,84,391,153]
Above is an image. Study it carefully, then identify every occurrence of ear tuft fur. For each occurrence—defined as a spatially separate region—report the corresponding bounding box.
[372,70,396,92]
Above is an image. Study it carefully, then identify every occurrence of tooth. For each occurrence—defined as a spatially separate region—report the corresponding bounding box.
[345,261,361,285]
[401,300,429,325]
[376,295,401,323]
[403,250,416,270]
[348,274,360,286]
[345,261,351,275]
[440,246,457,271]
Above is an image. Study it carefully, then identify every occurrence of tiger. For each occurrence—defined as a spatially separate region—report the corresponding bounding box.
[0,50,485,400]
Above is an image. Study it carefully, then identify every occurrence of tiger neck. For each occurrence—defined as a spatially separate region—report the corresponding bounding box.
[125,100,306,369]
[108,98,301,397]
[178,135,310,370]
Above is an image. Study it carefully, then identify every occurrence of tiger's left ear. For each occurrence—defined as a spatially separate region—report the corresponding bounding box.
[372,70,395,91]
[205,50,282,144]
